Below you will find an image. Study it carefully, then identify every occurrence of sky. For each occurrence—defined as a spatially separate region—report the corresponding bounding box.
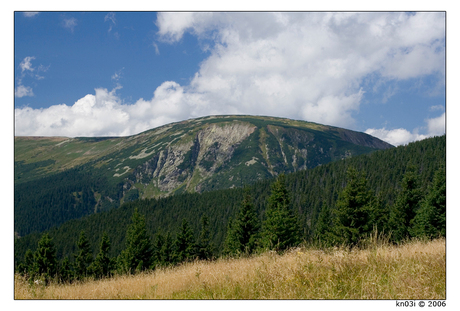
[14,11,446,146]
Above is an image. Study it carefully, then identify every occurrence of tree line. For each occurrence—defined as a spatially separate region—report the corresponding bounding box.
[16,157,445,284]
[15,136,445,262]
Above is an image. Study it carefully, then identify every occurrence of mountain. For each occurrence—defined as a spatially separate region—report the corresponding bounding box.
[14,135,445,264]
[14,115,392,236]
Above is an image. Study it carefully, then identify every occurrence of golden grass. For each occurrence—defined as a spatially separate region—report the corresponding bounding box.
[15,238,445,300]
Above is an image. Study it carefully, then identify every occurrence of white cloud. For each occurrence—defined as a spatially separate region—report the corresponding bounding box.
[152,42,160,55]
[155,12,445,128]
[15,85,34,98]
[20,56,35,72]
[426,112,445,136]
[23,12,39,17]
[365,112,445,146]
[15,12,445,138]
[105,12,116,26]
[63,17,77,32]
[365,128,427,146]
[15,83,191,137]
[16,56,49,98]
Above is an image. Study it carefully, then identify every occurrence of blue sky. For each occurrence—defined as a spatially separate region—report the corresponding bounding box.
[14,11,446,145]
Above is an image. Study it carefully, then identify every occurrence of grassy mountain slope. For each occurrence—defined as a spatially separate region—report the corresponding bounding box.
[14,115,392,237]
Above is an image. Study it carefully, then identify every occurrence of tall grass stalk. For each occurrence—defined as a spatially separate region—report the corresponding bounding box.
[15,238,445,299]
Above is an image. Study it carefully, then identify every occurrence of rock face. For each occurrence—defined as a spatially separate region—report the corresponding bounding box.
[131,122,256,193]
[14,115,393,202]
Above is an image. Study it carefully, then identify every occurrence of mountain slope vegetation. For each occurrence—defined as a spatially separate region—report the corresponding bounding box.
[14,135,445,265]
[14,115,392,237]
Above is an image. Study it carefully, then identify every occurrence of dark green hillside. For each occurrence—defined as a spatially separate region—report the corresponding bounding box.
[15,115,392,237]
[14,135,445,265]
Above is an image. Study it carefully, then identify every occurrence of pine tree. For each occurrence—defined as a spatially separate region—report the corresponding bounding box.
[389,165,422,242]
[33,233,58,284]
[74,230,93,279]
[59,256,74,283]
[119,208,153,273]
[17,249,35,278]
[224,192,260,255]
[314,203,335,247]
[196,215,214,260]
[411,165,446,238]
[369,193,390,235]
[223,217,238,256]
[333,167,374,246]
[90,231,113,279]
[173,218,196,263]
[261,174,301,251]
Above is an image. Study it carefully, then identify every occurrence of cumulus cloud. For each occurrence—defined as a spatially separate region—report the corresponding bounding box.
[15,83,192,137]
[365,128,427,146]
[15,12,445,138]
[155,12,445,128]
[365,112,445,146]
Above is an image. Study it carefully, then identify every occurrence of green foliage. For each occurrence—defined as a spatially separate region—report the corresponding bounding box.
[59,256,74,283]
[118,209,153,273]
[261,174,301,251]
[14,136,446,269]
[314,204,336,247]
[152,231,174,267]
[333,167,374,246]
[196,215,214,260]
[124,188,139,202]
[370,193,390,234]
[16,249,34,277]
[33,233,58,284]
[74,231,93,279]
[90,232,114,279]
[389,165,423,242]
[411,165,446,238]
[224,192,260,256]
[173,219,196,263]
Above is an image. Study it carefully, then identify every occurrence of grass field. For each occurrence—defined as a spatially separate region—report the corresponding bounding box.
[14,238,445,300]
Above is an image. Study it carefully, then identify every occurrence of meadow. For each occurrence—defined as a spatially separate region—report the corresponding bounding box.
[14,238,445,300]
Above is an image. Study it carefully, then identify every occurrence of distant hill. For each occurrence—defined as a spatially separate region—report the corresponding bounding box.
[14,115,392,237]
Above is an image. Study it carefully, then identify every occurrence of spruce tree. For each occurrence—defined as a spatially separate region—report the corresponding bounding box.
[33,233,58,284]
[74,230,93,279]
[389,165,422,242]
[224,192,260,255]
[333,167,373,246]
[314,203,335,247]
[59,256,74,283]
[411,165,446,238]
[17,249,35,278]
[119,208,153,273]
[261,174,301,251]
[369,193,390,235]
[90,231,113,279]
[223,217,238,256]
[197,215,214,260]
[173,218,196,263]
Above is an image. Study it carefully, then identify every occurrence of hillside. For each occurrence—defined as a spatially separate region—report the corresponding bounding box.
[14,135,445,264]
[14,115,392,236]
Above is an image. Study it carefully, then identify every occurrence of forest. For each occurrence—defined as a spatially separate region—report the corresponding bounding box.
[14,135,445,284]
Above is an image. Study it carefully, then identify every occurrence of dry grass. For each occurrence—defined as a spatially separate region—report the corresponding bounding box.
[15,238,445,300]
